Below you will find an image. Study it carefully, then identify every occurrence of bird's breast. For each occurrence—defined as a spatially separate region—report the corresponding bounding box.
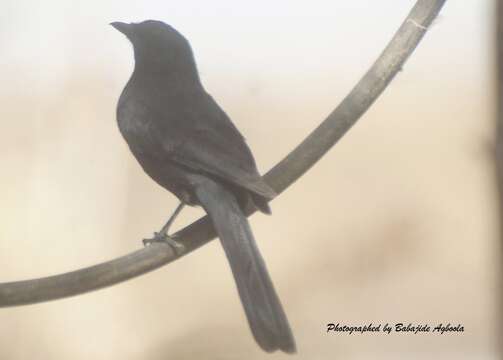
[116,93,158,154]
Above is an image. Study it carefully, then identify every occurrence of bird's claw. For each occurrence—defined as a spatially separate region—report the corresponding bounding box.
[142,232,185,255]
[142,232,161,246]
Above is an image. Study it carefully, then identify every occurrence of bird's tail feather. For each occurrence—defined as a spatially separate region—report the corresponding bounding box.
[194,176,295,353]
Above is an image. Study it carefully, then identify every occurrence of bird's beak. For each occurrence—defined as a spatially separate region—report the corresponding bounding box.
[110,22,133,37]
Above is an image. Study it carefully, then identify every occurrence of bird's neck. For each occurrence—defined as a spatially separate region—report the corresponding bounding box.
[132,52,202,92]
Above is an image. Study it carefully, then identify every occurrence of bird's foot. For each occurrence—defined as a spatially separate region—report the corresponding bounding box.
[142,232,185,255]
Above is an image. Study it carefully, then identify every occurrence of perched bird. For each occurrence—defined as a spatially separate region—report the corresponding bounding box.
[111,20,296,353]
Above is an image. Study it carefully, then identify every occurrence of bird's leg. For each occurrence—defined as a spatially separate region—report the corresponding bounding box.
[158,202,185,237]
[143,202,185,253]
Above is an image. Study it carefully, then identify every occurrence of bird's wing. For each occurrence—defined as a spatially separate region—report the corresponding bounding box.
[157,93,276,200]
[172,130,276,199]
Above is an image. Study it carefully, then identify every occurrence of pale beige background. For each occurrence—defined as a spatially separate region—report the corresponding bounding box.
[0,1,497,359]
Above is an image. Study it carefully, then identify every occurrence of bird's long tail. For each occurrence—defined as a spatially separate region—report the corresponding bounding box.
[194,176,296,353]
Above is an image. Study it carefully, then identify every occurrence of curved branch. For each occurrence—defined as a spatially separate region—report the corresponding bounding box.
[0,0,446,307]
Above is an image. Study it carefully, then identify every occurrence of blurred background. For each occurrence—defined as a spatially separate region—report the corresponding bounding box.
[0,0,497,359]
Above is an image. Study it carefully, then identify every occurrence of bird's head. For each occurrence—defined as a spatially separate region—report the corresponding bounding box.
[111,20,198,79]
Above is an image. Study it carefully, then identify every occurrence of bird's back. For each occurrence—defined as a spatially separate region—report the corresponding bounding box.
[117,73,276,209]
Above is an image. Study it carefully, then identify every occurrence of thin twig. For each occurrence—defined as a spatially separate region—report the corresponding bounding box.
[0,0,446,307]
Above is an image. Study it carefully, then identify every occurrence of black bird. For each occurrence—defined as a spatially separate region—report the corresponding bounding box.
[111,20,296,353]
